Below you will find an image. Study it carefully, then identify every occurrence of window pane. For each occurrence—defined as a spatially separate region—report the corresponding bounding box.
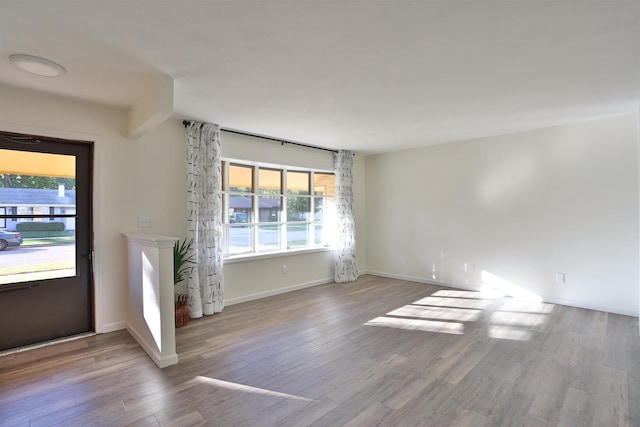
[314,197,335,221]
[0,216,76,285]
[287,171,309,195]
[287,223,309,248]
[315,223,324,245]
[229,164,253,193]
[315,222,334,246]
[314,173,335,196]
[0,158,77,285]
[221,164,338,257]
[229,195,251,223]
[258,224,280,252]
[258,196,281,222]
[287,197,309,221]
[228,225,252,255]
[259,168,281,195]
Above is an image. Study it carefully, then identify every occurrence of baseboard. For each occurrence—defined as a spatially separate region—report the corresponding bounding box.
[226,277,334,306]
[366,271,638,317]
[541,297,637,317]
[125,322,178,369]
[101,321,127,333]
[366,270,479,292]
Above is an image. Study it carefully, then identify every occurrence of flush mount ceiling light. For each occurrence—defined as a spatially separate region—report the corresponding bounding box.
[9,54,66,77]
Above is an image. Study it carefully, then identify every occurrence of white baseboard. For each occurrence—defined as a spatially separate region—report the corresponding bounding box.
[366,271,638,317]
[541,297,637,317]
[226,277,334,306]
[125,322,178,368]
[366,270,479,292]
[101,321,127,333]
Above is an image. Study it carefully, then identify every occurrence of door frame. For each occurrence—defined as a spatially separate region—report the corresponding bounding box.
[0,122,105,334]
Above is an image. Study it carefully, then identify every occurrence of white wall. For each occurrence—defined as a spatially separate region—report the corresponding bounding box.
[221,131,334,170]
[1,84,127,331]
[366,114,639,316]
[0,85,196,332]
[0,84,369,331]
[220,131,367,304]
[3,82,634,325]
[224,251,334,303]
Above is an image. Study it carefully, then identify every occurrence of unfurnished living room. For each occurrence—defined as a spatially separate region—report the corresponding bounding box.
[0,1,638,426]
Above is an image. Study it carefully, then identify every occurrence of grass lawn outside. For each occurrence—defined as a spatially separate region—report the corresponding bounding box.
[0,268,76,285]
[0,260,75,276]
[21,237,75,246]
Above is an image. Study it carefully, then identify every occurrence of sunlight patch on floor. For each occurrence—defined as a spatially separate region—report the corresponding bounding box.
[432,289,496,300]
[488,325,532,341]
[193,376,314,402]
[389,305,482,322]
[500,299,555,314]
[490,311,547,328]
[365,316,464,334]
[364,272,551,340]
[413,296,493,309]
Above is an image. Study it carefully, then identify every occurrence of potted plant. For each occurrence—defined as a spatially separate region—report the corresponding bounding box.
[174,238,195,328]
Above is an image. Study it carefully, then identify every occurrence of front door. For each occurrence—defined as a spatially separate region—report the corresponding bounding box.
[0,131,93,351]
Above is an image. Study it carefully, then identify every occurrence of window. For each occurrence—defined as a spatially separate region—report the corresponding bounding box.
[223,161,335,257]
[16,207,33,223]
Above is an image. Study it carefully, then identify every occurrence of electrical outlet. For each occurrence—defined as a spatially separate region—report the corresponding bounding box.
[138,215,153,228]
[555,272,565,284]
[282,264,288,274]
[464,263,475,273]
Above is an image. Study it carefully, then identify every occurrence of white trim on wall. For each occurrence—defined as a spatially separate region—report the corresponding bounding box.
[102,322,126,333]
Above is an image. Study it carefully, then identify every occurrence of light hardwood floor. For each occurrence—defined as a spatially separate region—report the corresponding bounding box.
[1,275,638,426]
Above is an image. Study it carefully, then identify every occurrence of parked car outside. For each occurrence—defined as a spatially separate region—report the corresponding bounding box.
[229,212,249,223]
[0,230,23,251]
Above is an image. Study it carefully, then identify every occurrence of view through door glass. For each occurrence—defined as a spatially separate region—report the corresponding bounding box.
[0,132,93,351]
[0,150,77,284]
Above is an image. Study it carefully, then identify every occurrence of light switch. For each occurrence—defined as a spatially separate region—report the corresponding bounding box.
[138,216,153,228]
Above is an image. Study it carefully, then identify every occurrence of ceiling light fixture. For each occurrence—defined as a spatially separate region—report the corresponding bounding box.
[9,54,66,77]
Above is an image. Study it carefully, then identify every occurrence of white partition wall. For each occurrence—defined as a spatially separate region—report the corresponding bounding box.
[124,233,178,368]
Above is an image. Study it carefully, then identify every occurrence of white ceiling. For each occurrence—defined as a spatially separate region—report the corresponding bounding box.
[0,1,638,154]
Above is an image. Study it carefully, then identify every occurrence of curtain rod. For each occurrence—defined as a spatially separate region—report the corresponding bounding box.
[182,121,338,154]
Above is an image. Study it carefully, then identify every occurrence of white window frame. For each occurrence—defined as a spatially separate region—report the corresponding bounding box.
[222,159,335,259]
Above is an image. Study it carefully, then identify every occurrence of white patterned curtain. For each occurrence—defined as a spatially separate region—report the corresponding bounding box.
[334,150,358,283]
[186,122,224,317]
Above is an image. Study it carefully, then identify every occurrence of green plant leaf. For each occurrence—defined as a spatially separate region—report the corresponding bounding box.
[174,238,195,284]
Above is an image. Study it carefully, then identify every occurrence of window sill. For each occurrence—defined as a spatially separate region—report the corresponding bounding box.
[224,246,334,264]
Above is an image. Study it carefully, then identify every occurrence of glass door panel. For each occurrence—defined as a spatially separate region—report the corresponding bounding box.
[0,152,77,285]
[0,133,93,351]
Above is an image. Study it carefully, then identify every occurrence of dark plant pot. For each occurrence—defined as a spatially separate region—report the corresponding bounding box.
[175,294,189,328]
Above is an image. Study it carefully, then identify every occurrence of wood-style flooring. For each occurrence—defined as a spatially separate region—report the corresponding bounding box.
[1,275,639,426]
